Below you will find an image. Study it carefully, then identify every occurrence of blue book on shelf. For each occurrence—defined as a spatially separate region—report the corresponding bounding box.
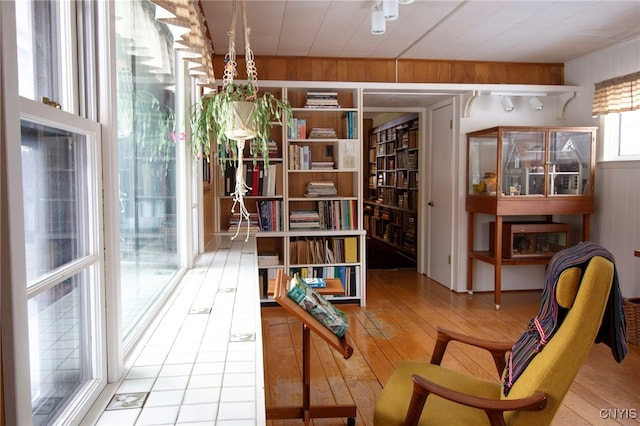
[303,277,327,288]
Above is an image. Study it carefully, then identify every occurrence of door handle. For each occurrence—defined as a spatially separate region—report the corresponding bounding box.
[427,201,434,206]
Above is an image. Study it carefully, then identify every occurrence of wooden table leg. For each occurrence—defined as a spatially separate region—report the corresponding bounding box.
[494,216,503,309]
[266,323,357,423]
[467,212,474,294]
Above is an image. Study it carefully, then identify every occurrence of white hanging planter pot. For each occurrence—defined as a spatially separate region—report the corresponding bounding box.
[224,100,257,141]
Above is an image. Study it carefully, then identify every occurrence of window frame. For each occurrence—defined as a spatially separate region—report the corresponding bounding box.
[601,110,640,163]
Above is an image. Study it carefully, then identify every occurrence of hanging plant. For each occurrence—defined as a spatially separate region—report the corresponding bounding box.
[191,79,291,167]
[190,0,292,241]
[134,90,176,173]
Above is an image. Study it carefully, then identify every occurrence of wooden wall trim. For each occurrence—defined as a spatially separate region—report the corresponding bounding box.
[213,55,564,85]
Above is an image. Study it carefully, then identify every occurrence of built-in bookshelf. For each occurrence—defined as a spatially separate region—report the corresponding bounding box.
[214,84,366,305]
[364,113,419,260]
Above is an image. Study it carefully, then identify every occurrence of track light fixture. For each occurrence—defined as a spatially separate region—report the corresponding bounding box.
[383,0,399,20]
[529,96,544,111]
[371,0,414,34]
[371,3,385,35]
[501,96,514,112]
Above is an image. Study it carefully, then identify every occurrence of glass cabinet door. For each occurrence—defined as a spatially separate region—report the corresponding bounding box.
[468,134,498,196]
[501,130,546,196]
[467,127,595,199]
[549,130,593,196]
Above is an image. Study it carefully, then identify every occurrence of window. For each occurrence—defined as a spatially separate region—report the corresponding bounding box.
[603,110,640,160]
[114,0,180,345]
[20,105,104,426]
[15,0,75,112]
[593,71,640,162]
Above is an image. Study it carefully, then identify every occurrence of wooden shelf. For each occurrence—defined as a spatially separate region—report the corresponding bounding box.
[469,251,553,266]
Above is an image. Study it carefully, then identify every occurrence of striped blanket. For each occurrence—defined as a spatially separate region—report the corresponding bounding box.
[503,241,628,396]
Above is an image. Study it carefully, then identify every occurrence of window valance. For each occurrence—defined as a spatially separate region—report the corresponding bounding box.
[592,71,640,116]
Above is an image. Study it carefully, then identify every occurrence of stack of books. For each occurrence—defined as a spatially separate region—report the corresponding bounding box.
[306,181,337,197]
[228,212,261,233]
[267,140,279,158]
[311,161,335,170]
[289,210,321,229]
[305,92,339,109]
[308,127,337,139]
[257,252,280,267]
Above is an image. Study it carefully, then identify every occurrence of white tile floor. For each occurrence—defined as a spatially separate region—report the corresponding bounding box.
[91,236,265,426]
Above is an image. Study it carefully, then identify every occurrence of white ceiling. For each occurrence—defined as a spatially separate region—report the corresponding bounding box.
[199,0,640,110]
[201,0,640,63]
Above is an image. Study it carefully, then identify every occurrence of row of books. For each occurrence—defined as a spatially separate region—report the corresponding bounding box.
[289,200,357,230]
[288,118,307,139]
[289,266,358,297]
[343,111,357,139]
[305,92,340,109]
[290,236,358,264]
[227,200,283,233]
[257,264,358,300]
[223,163,283,196]
[289,147,335,170]
[289,145,311,170]
[256,200,283,231]
[318,199,357,230]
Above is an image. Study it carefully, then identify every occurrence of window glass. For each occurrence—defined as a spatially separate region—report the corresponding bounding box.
[618,109,640,157]
[604,110,640,160]
[549,131,592,196]
[21,120,91,282]
[115,0,179,343]
[29,268,98,426]
[15,0,64,107]
[20,114,102,425]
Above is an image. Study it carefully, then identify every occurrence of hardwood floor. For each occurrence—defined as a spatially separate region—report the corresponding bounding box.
[261,268,640,425]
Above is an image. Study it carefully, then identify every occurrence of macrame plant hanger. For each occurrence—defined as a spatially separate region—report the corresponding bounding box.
[224,0,259,241]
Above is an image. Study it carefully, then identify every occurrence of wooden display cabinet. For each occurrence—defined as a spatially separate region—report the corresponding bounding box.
[489,222,569,259]
[466,126,596,308]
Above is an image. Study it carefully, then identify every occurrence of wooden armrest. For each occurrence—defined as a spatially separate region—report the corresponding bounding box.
[405,374,547,426]
[431,326,514,376]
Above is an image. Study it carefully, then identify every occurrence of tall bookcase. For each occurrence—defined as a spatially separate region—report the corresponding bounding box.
[213,83,366,306]
[364,113,419,260]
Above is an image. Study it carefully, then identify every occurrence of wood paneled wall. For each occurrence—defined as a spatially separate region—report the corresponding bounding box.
[213,55,564,85]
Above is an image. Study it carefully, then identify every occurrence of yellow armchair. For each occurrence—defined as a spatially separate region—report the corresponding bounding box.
[374,244,627,426]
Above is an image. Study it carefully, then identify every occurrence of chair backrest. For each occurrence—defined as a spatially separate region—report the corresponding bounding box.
[502,255,614,426]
